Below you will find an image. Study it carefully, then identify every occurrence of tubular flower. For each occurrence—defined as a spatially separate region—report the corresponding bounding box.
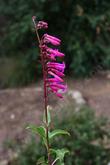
[36,20,67,98]
[47,62,65,72]
[37,21,48,29]
[47,48,64,57]
[32,16,48,29]
[43,34,61,46]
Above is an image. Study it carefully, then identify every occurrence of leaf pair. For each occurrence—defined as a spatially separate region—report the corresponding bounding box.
[27,125,70,141]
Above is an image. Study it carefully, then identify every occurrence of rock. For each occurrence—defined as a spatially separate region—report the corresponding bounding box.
[107,73,110,79]
[68,90,86,105]
[10,114,15,120]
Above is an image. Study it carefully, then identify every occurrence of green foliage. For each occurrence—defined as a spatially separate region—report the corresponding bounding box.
[15,138,46,165]
[49,130,70,143]
[0,0,110,86]
[0,0,44,87]
[27,125,46,138]
[51,148,69,165]
[10,106,110,165]
[27,108,69,164]
[37,156,47,165]
[54,106,110,165]
[0,49,41,88]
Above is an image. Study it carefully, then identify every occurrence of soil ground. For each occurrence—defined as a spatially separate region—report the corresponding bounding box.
[0,73,110,161]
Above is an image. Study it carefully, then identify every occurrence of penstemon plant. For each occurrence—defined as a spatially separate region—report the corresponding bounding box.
[27,16,70,165]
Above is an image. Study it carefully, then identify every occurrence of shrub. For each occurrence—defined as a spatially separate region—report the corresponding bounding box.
[9,106,110,165]
[0,50,41,88]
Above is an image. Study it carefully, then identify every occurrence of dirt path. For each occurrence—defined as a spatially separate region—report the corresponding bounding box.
[0,75,110,160]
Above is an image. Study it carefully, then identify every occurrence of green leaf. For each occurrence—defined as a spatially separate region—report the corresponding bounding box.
[37,156,46,165]
[49,129,70,140]
[51,148,69,163]
[26,125,46,139]
[57,163,64,165]
[43,105,51,126]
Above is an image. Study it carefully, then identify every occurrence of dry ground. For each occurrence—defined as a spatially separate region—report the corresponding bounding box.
[67,73,110,116]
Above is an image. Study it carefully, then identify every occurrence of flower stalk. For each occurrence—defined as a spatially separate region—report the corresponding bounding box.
[32,17,51,164]
[32,16,68,165]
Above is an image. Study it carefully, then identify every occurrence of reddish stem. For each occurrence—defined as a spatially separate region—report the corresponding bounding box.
[32,18,51,165]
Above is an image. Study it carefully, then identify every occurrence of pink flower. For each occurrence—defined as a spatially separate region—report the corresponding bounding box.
[32,16,48,29]
[47,62,65,72]
[44,34,61,43]
[37,21,48,29]
[32,16,36,22]
[55,93,63,98]
[49,68,64,77]
[43,34,61,46]
[48,71,64,82]
[40,33,66,98]
[46,78,59,82]
[48,83,67,98]
[47,48,64,57]
[33,17,67,98]
[48,83,67,90]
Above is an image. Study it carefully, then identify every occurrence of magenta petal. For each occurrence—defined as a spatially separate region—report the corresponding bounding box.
[49,86,58,92]
[49,83,67,89]
[49,86,63,98]
[48,71,64,82]
[48,66,65,72]
[47,62,65,72]
[49,86,58,91]
[47,78,59,82]
[43,34,61,46]
[47,48,64,57]
[47,62,65,66]
[47,62,65,68]
[37,21,48,29]
[44,38,60,46]
[44,34,61,42]
[55,93,63,98]
[50,68,64,77]
[48,84,67,93]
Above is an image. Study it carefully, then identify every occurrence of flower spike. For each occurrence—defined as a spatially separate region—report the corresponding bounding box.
[33,17,67,98]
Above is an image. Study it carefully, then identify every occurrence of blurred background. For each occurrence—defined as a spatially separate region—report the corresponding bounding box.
[0,0,110,165]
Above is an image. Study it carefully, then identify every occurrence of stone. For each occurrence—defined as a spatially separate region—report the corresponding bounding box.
[68,90,86,105]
